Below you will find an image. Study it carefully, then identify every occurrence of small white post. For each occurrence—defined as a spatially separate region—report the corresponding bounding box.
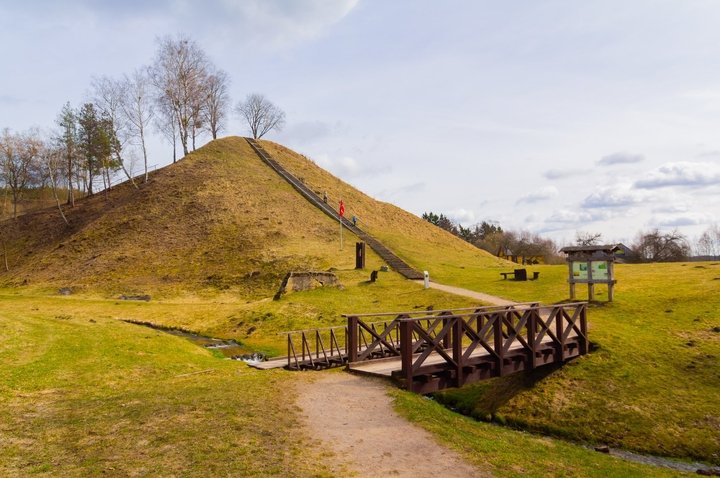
[423,271,430,289]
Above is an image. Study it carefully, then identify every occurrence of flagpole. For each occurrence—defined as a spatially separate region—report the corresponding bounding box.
[339,199,344,250]
[339,199,343,250]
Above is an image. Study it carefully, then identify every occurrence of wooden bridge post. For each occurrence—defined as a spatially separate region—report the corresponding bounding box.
[348,315,359,363]
[441,311,451,349]
[527,309,537,370]
[453,316,464,387]
[493,312,505,376]
[555,305,567,359]
[399,319,414,391]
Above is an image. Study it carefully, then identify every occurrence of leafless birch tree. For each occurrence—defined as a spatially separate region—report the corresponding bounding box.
[120,69,154,182]
[235,93,286,139]
[149,35,210,157]
[91,76,138,188]
[55,103,78,206]
[204,68,230,140]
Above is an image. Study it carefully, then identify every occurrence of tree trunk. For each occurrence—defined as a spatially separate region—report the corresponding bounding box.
[140,125,148,182]
[48,165,69,226]
[1,239,8,272]
[66,158,75,207]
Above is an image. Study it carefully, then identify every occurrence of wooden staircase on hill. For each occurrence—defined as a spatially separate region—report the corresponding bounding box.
[245,138,424,280]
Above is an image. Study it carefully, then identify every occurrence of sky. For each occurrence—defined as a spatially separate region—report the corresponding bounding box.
[1,0,719,246]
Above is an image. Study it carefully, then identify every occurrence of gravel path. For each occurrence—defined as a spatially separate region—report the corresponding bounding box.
[415,280,516,306]
[296,372,489,477]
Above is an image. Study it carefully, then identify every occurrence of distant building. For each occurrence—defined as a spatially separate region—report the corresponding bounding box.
[613,243,635,263]
[496,247,545,265]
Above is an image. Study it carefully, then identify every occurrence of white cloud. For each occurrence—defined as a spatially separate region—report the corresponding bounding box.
[649,212,715,227]
[447,208,476,225]
[543,168,585,180]
[581,186,647,209]
[634,161,720,189]
[597,152,644,166]
[546,209,612,224]
[516,186,559,204]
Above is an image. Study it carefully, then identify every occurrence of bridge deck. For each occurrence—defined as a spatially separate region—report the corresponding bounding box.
[348,332,572,378]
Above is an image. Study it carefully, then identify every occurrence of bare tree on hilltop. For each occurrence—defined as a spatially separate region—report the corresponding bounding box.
[55,102,78,206]
[204,68,230,140]
[235,93,286,139]
[119,69,155,182]
[149,35,210,157]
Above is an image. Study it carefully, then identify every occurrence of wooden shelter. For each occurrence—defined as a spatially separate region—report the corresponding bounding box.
[559,245,619,302]
[497,247,545,265]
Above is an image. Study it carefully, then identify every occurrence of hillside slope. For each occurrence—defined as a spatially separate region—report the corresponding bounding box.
[260,140,506,274]
[0,138,367,296]
[0,137,504,297]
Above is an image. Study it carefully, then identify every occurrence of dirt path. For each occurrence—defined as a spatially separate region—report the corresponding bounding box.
[415,280,516,306]
[296,372,489,477]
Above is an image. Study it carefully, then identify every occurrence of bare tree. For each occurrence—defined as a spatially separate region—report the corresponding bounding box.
[204,68,230,140]
[41,144,69,225]
[120,69,154,182]
[235,93,286,139]
[55,102,78,206]
[575,231,603,246]
[91,76,138,188]
[696,224,720,258]
[0,128,43,218]
[632,229,690,262]
[149,34,210,157]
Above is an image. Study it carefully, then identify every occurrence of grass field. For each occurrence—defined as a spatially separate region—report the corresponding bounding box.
[0,276,704,477]
[0,302,336,477]
[423,261,720,464]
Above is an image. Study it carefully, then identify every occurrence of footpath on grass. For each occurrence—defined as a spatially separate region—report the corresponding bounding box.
[295,372,489,478]
[417,280,516,306]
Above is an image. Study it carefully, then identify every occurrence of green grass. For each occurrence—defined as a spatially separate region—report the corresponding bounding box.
[0,302,333,477]
[1,284,703,478]
[425,261,720,464]
[391,389,692,477]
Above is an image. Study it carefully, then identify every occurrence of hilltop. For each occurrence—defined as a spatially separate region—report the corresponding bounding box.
[0,137,501,297]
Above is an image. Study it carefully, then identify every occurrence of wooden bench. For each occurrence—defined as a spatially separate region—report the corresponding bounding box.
[500,269,540,281]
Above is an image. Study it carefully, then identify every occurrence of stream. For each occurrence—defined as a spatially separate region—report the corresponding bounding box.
[435,398,718,475]
[125,320,266,363]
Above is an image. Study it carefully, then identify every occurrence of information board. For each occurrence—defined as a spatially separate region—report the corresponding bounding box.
[572,262,588,280]
[591,261,609,280]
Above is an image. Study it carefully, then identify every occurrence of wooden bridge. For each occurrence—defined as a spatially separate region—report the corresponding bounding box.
[278,302,588,393]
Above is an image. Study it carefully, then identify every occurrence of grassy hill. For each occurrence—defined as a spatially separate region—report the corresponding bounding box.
[0,137,502,298]
[260,140,507,274]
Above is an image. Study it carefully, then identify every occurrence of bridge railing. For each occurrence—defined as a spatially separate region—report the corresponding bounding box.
[284,325,348,370]
[388,302,587,393]
[343,302,541,363]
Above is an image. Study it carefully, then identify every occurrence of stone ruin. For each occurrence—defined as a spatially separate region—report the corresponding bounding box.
[274,271,342,300]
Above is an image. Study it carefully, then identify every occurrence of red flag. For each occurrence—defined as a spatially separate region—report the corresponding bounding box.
[339,200,345,217]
